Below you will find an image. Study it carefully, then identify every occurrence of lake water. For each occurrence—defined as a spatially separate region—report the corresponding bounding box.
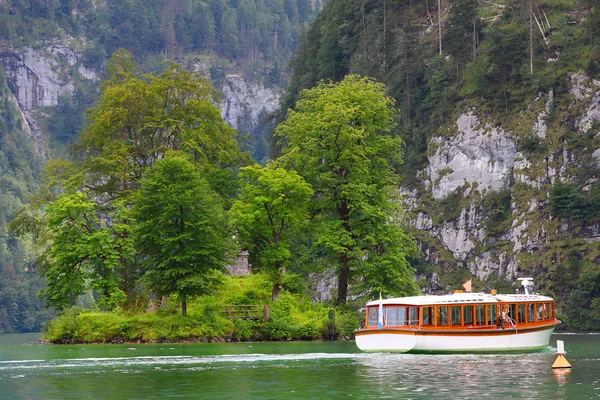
[0,333,598,399]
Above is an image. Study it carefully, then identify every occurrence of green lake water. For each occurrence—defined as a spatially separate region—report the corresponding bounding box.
[0,332,598,399]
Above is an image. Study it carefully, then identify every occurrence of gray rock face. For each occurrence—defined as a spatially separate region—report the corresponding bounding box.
[0,44,98,156]
[428,112,517,199]
[220,74,281,132]
[0,45,97,111]
[577,83,600,134]
[410,72,600,288]
[1,44,278,159]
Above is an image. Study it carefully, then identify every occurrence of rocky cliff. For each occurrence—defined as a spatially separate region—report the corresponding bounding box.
[408,72,600,295]
[0,44,280,159]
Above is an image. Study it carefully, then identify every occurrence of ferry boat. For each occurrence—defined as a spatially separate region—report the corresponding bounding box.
[355,278,560,353]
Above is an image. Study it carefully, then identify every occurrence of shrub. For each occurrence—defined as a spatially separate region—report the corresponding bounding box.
[44,306,85,343]
[334,306,363,338]
[483,189,512,236]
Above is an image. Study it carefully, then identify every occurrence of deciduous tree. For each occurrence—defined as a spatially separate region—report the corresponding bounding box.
[132,156,232,316]
[276,75,418,303]
[38,192,132,311]
[230,164,313,300]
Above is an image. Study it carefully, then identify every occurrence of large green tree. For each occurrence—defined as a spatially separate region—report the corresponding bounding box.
[132,156,232,316]
[276,75,418,303]
[38,193,132,311]
[14,50,245,312]
[230,164,313,300]
[61,56,245,202]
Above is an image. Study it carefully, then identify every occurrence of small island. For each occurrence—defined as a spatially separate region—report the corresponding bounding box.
[14,55,417,343]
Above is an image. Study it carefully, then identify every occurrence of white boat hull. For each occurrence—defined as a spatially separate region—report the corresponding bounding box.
[355,325,557,353]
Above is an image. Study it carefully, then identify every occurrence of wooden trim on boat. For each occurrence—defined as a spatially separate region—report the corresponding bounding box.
[355,321,560,337]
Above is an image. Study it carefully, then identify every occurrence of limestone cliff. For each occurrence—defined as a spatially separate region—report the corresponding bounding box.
[407,72,600,297]
[0,43,98,156]
[0,44,280,160]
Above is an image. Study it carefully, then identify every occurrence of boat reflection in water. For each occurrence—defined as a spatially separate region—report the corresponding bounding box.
[355,279,560,353]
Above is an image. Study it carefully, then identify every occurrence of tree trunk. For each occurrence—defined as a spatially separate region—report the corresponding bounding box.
[438,0,442,55]
[181,299,187,317]
[529,0,533,75]
[337,263,350,305]
[270,267,283,301]
[271,283,283,301]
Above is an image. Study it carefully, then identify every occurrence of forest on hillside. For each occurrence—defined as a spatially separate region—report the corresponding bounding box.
[282,0,600,329]
[0,0,322,333]
[0,0,322,70]
[1,0,600,333]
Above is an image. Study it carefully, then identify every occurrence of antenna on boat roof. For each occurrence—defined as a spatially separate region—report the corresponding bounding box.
[517,277,534,295]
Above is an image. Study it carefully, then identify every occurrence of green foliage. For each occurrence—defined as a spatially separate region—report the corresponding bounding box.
[281,273,308,295]
[262,292,326,340]
[333,305,362,338]
[47,82,95,147]
[444,0,481,68]
[0,0,321,75]
[518,134,547,155]
[423,56,458,121]
[0,71,52,332]
[277,74,418,303]
[549,181,600,221]
[132,156,233,316]
[38,192,132,311]
[13,53,249,316]
[439,190,463,223]
[230,163,313,299]
[66,58,245,202]
[44,306,86,343]
[483,189,512,236]
[42,274,338,343]
[539,242,600,330]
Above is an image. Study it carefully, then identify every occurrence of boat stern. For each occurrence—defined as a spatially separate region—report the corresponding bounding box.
[355,329,417,353]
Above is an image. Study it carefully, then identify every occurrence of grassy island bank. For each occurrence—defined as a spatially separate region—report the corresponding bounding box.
[43,274,362,344]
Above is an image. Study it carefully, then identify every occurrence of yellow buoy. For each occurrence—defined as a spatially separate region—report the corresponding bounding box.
[552,340,572,369]
[552,354,572,369]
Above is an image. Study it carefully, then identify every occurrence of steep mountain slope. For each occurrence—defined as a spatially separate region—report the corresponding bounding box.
[0,0,321,332]
[284,0,600,328]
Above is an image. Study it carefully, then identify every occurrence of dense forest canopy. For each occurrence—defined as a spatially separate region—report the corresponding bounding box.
[0,0,322,332]
[1,0,600,332]
[11,52,418,320]
[281,0,600,329]
[0,0,323,74]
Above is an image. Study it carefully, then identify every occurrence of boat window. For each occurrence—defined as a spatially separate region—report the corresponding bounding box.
[463,305,473,325]
[509,304,517,323]
[451,306,461,326]
[475,305,485,325]
[528,303,535,322]
[368,306,379,326]
[546,303,553,320]
[518,304,525,323]
[537,303,543,321]
[437,306,448,326]
[385,306,407,326]
[487,304,496,325]
[422,307,434,326]
[408,307,418,325]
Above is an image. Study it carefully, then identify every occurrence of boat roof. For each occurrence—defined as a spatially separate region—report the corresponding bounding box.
[365,292,554,307]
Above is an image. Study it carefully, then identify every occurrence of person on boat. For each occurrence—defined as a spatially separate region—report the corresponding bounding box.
[497,308,508,329]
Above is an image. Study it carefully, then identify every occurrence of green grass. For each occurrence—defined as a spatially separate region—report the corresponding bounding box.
[42,273,362,344]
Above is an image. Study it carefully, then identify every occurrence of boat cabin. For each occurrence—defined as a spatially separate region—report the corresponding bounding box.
[365,293,556,330]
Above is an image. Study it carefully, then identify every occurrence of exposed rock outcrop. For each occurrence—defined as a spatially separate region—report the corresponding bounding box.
[0,44,98,156]
[0,45,97,111]
[409,72,600,290]
[220,74,281,133]
[428,112,517,199]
